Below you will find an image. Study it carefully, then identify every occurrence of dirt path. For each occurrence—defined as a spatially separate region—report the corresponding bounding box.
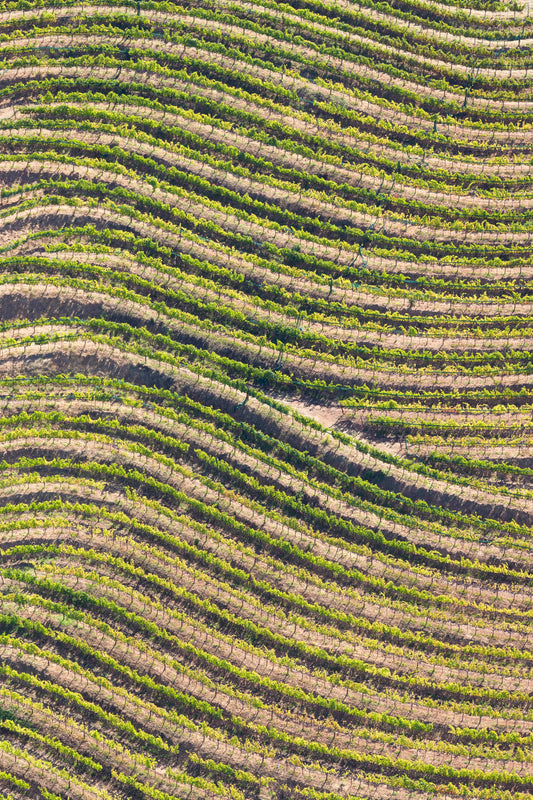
[4,402,533,615]
[3,332,533,529]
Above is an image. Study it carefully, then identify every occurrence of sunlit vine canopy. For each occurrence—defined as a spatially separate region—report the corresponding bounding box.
[0,0,531,797]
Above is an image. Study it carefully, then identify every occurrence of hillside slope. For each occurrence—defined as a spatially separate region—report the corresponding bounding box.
[0,0,532,798]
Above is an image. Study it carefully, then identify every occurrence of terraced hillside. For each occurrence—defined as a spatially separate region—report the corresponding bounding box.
[0,0,532,797]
